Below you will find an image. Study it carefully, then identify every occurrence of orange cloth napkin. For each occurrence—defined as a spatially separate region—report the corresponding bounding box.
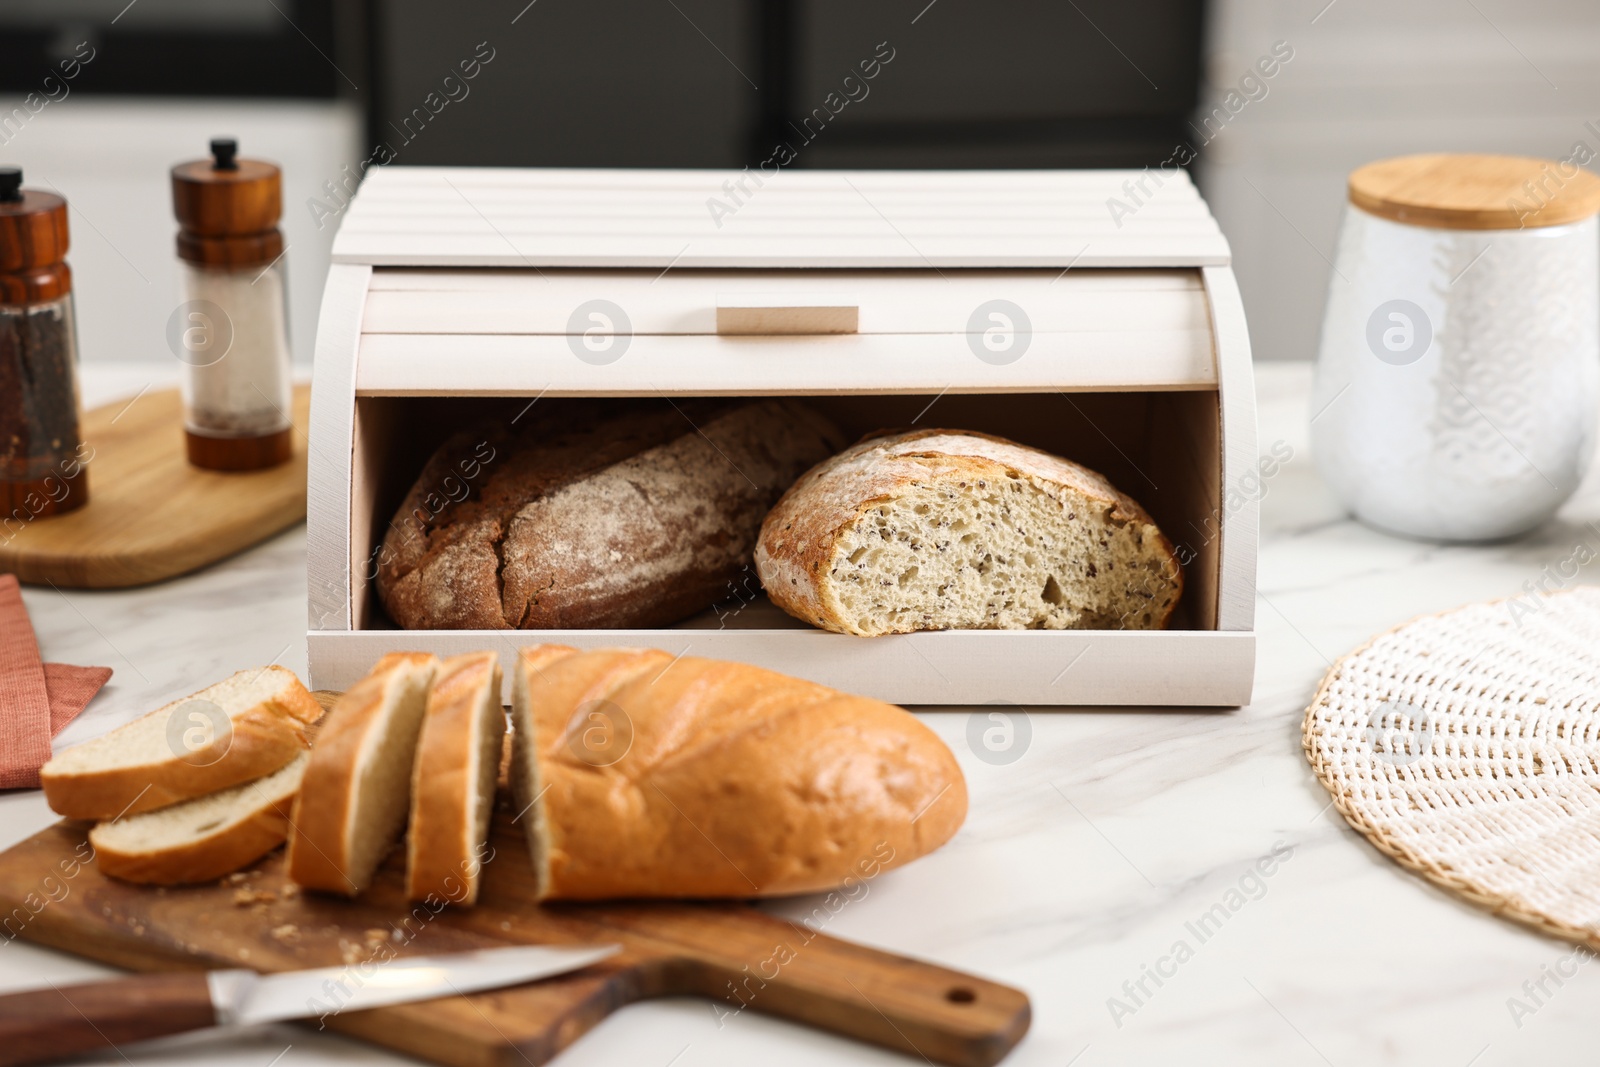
[0,574,112,789]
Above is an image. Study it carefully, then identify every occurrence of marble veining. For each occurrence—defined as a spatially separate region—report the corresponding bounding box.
[2,363,1599,1065]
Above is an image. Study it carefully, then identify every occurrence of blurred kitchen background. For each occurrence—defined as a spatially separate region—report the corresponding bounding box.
[3,0,1597,369]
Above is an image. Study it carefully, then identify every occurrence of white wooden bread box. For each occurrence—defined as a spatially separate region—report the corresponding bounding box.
[307,167,1257,706]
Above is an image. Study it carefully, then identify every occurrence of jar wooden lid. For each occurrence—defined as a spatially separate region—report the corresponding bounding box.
[171,139,283,268]
[1349,153,1600,230]
[0,167,72,302]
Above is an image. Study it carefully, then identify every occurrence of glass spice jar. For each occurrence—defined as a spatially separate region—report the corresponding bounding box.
[170,138,293,471]
[0,165,89,519]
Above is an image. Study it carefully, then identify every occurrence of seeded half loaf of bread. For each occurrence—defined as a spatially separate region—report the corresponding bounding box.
[40,667,322,820]
[406,650,504,905]
[508,644,967,901]
[376,398,845,630]
[89,752,308,885]
[287,652,437,896]
[755,429,1183,635]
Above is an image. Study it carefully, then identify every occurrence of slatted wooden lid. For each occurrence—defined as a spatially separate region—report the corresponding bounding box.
[354,266,1218,395]
[332,167,1231,269]
[1349,153,1600,230]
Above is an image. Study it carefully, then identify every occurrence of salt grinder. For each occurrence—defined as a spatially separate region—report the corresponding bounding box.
[0,165,89,516]
[171,138,293,471]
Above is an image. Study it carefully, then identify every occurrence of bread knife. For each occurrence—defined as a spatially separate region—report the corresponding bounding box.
[0,942,620,1066]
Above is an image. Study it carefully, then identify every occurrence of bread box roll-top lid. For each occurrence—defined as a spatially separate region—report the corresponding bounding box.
[331,167,1231,268]
[330,168,1236,397]
[171,138,284,268]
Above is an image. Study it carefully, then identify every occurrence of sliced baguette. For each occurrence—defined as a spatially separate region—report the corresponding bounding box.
[405,651,505,905]
[40,667,321,820]
[286,652,438,896]
[88,752,308,885]
[510,644,967,901]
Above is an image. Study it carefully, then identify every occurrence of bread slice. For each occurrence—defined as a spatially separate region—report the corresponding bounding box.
[88,752,308,885]
[405,651,505,905]
[40,667,322,820]
[510,644,967,901]
[286,652,437,896]
[755,429,1184,635]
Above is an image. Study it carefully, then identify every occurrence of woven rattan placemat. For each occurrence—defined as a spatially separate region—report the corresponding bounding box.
[1303,586,1600,945]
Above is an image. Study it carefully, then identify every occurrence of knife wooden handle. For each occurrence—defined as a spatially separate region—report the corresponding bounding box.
[0,972,216,1067]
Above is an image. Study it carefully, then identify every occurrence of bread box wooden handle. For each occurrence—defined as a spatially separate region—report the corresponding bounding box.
[715,293,859,335]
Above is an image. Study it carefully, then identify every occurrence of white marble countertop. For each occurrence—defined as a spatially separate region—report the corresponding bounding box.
[4,362,1597,1067]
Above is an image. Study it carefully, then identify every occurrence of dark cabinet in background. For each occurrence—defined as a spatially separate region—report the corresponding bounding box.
[0,0,354,99]
[374,0,757,168]
[784,0,1204,167]
[1,0,1206,171]
[374,0,1204,169]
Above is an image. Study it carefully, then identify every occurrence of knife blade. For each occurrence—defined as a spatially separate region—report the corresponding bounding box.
[0,943,620,1067]
[212,943,621,1026]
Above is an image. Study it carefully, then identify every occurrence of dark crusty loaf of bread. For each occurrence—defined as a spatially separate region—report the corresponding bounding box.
[756,428,1183,635]
[376,399,844,630]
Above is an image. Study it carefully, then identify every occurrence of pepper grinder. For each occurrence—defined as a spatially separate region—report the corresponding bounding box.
[170,138,293,471]
[0,165,89,516]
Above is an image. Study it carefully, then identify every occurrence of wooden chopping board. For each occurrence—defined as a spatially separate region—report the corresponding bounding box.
[0,811,1030,1067]
[0,385,310,589]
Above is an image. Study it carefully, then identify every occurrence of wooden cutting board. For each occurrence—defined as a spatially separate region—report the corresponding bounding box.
[0,812,1030,1067]
[0,385,309,589]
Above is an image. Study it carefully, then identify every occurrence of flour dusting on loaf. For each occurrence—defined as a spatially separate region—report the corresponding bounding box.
[756,429,1182,635]
[377,399,845,629]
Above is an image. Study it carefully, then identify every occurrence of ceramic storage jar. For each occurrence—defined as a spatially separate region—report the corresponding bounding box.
[1311,153,1600,540]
